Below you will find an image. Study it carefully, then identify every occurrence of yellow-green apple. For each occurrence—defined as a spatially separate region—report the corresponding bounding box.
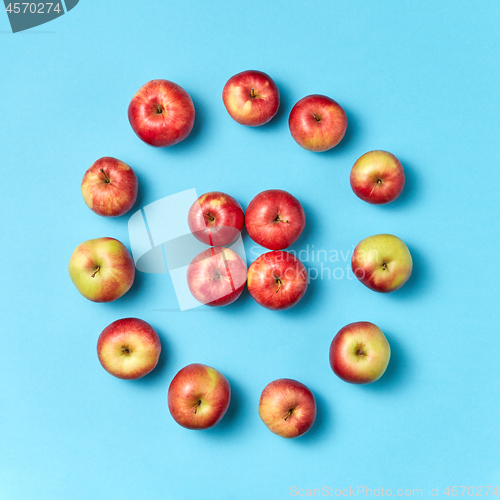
[97,318,161,380]
[329,321,391,384]
[350,150,405,204]
[258,379,316,438]
[128,79,195,147]
[186,247,247,307]
[289,94,347,152]
[245,189,305,250]
[222,70,279,126]
[81,157,138,217]
[187,191,245,246]
[352,234,412,293]
[68,237,135,302]
[168,363,231,430]
[247,251,308,310]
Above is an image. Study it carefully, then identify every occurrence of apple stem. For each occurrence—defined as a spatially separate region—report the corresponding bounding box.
[250,88,256,98]
[274,214,289,223]
[193,400,202,414]
[206,212,215,222]
[313,114,321,122]
[275,278,282,293]
[377,179,383,186]
[284,409,293,421]
[382,263,387,271]
[100,169,110,184]
[156,104,163,114]
[90,266,100,278]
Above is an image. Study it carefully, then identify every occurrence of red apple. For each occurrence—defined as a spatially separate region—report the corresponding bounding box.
[222,70,280,126]
[68,237,135,302]
[352,234,412,293]
[97,318,161,380]
[187,191,245,246]
[329,321,391,384]
[289,94,347,152]
[168,363,231,430]
[247,251,308,310]
[245,189,306,250]
[350,150,405,204]
[128,79,195,147]
[81,157,138,217]
[259,379,316,438]
[186,247,247,307]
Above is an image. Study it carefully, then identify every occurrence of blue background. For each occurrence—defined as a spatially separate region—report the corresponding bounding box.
[1,1,499,499]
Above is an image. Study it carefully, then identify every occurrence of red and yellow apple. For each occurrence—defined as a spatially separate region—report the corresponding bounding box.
[81,157,138,217]
[259,378,316,438]
[350,150,405,204]
[97,318,161,380]
[245,189,306,250]
[168,363,231,430]
[187,191,245,247]
[289,94,347,152]
[128,79,195,147]
[186,247,247,307]
[247,251,308,310]
[68,237,135,302]
[222,70,280,126]
[329,321,391,384]
[352,234,412,293]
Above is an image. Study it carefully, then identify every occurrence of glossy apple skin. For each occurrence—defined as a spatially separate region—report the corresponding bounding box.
[259,379,316,438]
[97,318,161,380]
[68,237,135,302]
[352,234,412,293]
[329,321,391,384]
[247,251,308,310]
[289,94,347,152]
[186,247,247,307]
[222,70,280,126]
[245,190,306,250]
[168,363,231,430]
[128,79,195,147]
[187,191,245,246]
[81,157,138,217]
[350,151,405,205]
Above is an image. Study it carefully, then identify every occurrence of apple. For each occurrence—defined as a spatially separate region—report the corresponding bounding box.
[245,189,306,250]
[97,318,161,380]
[289,94,347,152]
[352,234,412,293]
[258,378,316,438]
[222,70,280,126]
[81,157,138,217]
[68,237,135,302]
[186,247,247,307]
[329,321,391,384]
[168,363,231,430]
[187,191,245,246]
[247,251,308,310]
[128,79,195,147]
[350,150,405,204]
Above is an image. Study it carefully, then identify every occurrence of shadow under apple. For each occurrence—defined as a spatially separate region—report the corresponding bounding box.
[201,375,250,439]
[360,333,411,393]
[292,389,332,445]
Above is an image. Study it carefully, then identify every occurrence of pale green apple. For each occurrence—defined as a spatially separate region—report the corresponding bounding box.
[68,237,135,302]
[352,234,412,293]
